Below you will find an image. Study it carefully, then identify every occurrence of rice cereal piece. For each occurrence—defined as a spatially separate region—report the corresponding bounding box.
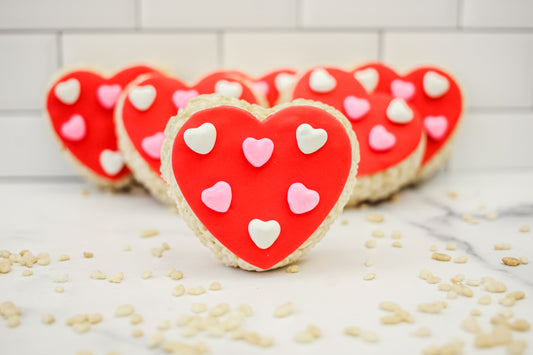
[115,304,135,317]
[432,253,451,262]
[286,265,300,273]
[274,302,294,318]
[208,281,221,291]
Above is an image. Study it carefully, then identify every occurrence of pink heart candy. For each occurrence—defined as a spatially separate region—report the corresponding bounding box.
[141,131,165,159]
[368,124,396,152]
[343,95,370,120]
[253,81,269,95]
[242,137,274,168]
[287,183,320,214]
[424,115,448,141]
[201,181,232,213]
[60,114,86,142]
[172,89,199,109]
[390,79,415,100]
[97,84,122,110]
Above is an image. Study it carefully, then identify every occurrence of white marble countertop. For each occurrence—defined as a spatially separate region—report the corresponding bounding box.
[0,171,532,355]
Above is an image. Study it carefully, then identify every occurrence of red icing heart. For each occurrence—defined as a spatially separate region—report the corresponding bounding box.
[353,63,462,166]
[119,73,261,176]
[46,65,159,181]
[291,67,423,177]
[170,105,353,270]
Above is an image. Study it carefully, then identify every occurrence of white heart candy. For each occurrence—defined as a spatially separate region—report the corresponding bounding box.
[296,123,328,154]
[99,150,125,176]
[354,68,379,93]
[423,71,450,98]
[54,78,80,105]
[248,219,281,250]
[215,80,243,98]
[184,122,217,155]
[128,85,156,111]
[386,98,413,124]
[308,68,336,93]
[275,73,296,93]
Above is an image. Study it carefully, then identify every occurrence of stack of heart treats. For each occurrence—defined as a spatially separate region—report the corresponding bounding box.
[45,63,463,271]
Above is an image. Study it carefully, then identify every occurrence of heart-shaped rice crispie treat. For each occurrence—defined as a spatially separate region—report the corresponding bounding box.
[291,67,425,205]
[115,71,264,203]
[353,63,463,180]
[46,65,159,188]
[161,94,359,271]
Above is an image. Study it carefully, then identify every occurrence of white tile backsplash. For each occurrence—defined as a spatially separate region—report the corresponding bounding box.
[223,32,379,75]
[0,0,136,29]
[302,0,459,28]
[450,111,533,170]
[383,32,533,109]
[462,0,533,28]
[0,34,58,110]
[0,1,531,175]
[0,115,76,176]
[62,33,219,82]
[141,0,298,29]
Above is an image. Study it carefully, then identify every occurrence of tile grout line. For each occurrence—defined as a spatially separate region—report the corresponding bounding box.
[134,0,142,31]
[56,31,63,68]
[217,31,224,67]
[377,30,384,61]
[456,0,464,29]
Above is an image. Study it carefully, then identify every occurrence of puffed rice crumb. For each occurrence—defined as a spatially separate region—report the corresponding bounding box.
[494,243,511,250]
[108,272,124,283]
[423,339,464,355]
[130,313,143,325]
[22,269,33,276]
[411,327,432,337]
[187,286,206,296]
[115,304,134,317]
[372,230,385,238]
[363,273,376,280]
[361,331,379,343]
[344,326,361,337]
[432,253,451,262]
[209,281,221,291]
[446,243,456,251]
[365,240,377,249]
[132,329,144,338]
[519,226,530,233]
[365,213,384,223]
[90,270,106,280]
[392,241,402,248]
[364,258,374,267]
[58,254,70,262]
[502,257,521,266]
[83,252,93,258]
[519,256,528,264]
[141,229,159,238]
[286,265,300,273]
[274,302,293,318]
[173,285,185,297]
[55,286,64,293]
[478,295,491,305]
[391,230,402,239]
[454,256,468,264]
[42,313,55,324]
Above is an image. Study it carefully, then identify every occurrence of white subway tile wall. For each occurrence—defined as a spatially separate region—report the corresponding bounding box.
[0,0,531,176]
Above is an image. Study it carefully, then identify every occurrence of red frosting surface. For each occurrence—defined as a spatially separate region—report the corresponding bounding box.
[353,63,463,165]
[291,67,423,177]
[120,73,261,176]
[171,105,353,270]
[46,65,158,181]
